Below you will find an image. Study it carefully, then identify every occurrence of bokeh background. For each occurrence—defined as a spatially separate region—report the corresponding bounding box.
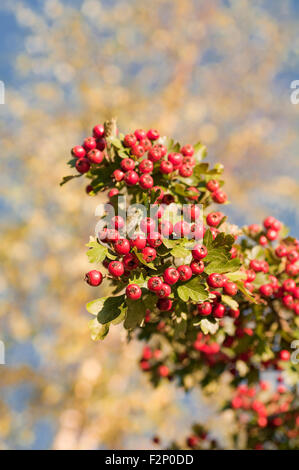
[0,0,298,450]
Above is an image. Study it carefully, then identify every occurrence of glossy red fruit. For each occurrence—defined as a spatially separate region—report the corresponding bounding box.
[96,137,106,151]
[266,229,278,241]
[163,267,180,285]
[223,281,238,296]
[159,220,173,237]
[75,158,90,174]
[206,211,223,227]
[286,263,299,276]
[157,298,173,311]
[259,284,273,297]
[126,284,142,300]
[259,235,268,246]
[179,164,193,177]
[275,245,288,258]
[131,144,145,158]
[148,276,163,292]
[139,159,153,173]
[147,231,162,248]
[212,189,227,204]
[177,265,192,281]
[186,186,199,200]
[147,129,160,140]
[85,270,103,286]
[108,261,124,277]
[142,247,157,262]
[181,144,194,157]
[186,435,199,449]
[134,129,147,140]
[108,188,119,198]
[124,133,137,148]
[283,279,296,293]
[111,215,125,230]
[168,152,183,168]
[83,136,97,151]
[279,350,290,361]
[140,217,156,234]
[93,124,105,138]
[139,137,152,151]
[123,254,139,270]
[160,160,173,174]
[158,365,169,377]
[246,270,256,282]
[121,158,135,171]
[173,220,190,238]
[72,145,86,158]
[213,303,226,318]
[130,233,147,250]
[192,244,208,260]
[85,185,93,194]
[139,174,154,189]
[184,204,201,222]
[206,179,220,192]
[249,259,263,272]
[112,169,125,181]
[124,170,139,186]
[207,273,225,289]
[190,260,205,275]
[263,216,276,229]
[157,283,171,298]
[148,146,162,162]
[197,302,212,316]
[287,250,299,263]
[114,238,130,255]
[282,294,294,309]
[229,308,240,319]
[155,144,167,157]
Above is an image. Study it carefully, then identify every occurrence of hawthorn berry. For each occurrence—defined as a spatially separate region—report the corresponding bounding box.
[140,217,156,234]
[177,265,192,281]
[72,145,86,158]
[124,133,137,148]
[184,204,201,221]
[160,160,173,174]
[134,129,146,140]
[85,270,103,286]
[148,276,163,292]
[112,169,124,181]
[181,144,194,157]
[106,228,120,243]
[163,267,180,285]
[266,229,278,241]
[192,244,208,260]
[186,436,199,448]
[139,159,153,173]
[179,164,193,177]
[92,124,105,138]
[83,137,97,151]
[157,283,171,298]
[190,260,204,275]
[111,215,125,230]
[223,281,238,296]
[126,284,142,300]
[229,308,240,319]
[282,294,294,309]
[108,261,124,277]
[279,350,290,361]
[259,284,273,297]
[121,158,135,171]
[186,186,199,201]
[213,303,226,318]
[108,188,119,198]
[173,220,190,238]
[148,147,162,162]
[76,158,90,174]
[157,298,173,311]
[212,189,227,204]
[197,302,212,316]
[158,365,169,377]
[287,249,299,263]
[263,216,276,229]
[123,254,139,270]
[96,137,106,151]
[206,179,220,192]
[275,245,288,258]
[131,144,145,158]
[86,185,93,194]
[130,233,147,250]
[147,231,163,248]
[147,129,160,140]
[159,220,173,237]
[139,174,154,190]
[124,170,139,186]
[114,238,130,255]
[283,279,296,293]
[259,235,268,246]
[168,152,183,168]
[285,263,299,276]
[207,273,225,289]
[206,212,223,227]
[142,247,157,263]
[139,138,152,152]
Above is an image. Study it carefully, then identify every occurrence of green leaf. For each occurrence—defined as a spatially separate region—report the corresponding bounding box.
[177,278,209,302]
[193,143,207,161]
[128,272,147,287]
[221,295,239,310]
[86,241,108,264]
[226,270,247,282]
[171,246,191,260]
[86,297,107,316]
[205,257,241,275]
[88,318,110,341]
[174,313,187,339]
[124,292,156,329]
[203,229,214,249]
[132,247,156,270]
[236,281,258,303]
[200,318,219,335]
[204,248,228,263]
[97,295,126,324]
[60,174,81,186]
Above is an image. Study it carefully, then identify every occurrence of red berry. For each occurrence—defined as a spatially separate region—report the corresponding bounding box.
[163,267,180,285]
[96,137,106,151]
[183,156,196,166]
[197,302,212,316]
[123,254,139,270]
[147,129,160,140]
[92,124,105,138]
[124,133,137,148]
[249,259,263,272]
[160,160,173,174]
[206,211,223,227]
[140,217,156,234]
[223,281,238,296]
[229,308,240,319]
[114,238,130,255]
[162,194,175,205]
[139,174,154,189]
[108,188,119,198]
[157,283,171,298]
[173,220,190,238]
[126,284,142,300]
[111,215,125,230]
[259,284,273,297]
[266,229,278,241]
[168,152,183,168]
[72,145,86,158]
[139,138,152,151]
[147,231,162,248]
[184,205,201,222]
[148,277,163,292]
[212,190,227,204]
[271,219,282,232]
[158,365,169,377]
[246,270,256,282]
[279,350,290,361]
[191,260,205,274]
[121,158,135,171]
[177,265,192,281]
[192,244,208,260]
[134,129,146,140]
[157,298,173,311]
[130,233,147,250]
[181,144,194,157]
[108,261,124,277]
[287,250,299,263]
[86,184,93,194]
[85,270,103,286]
[83,136,97,151]
[155,144,167,157]
[153,204,164,219]
[286,263,299,276]
[179,164,193,177]
[87,149,103,164]
[263,216,276,229]
[148,146,162,162]
[248,224,261,234]
[112,169,124,181]
[186,436,199,448]
[142,247,157,263]
[293,287,299,299]
[282,294,294,309]
[283,279,296,293]
[124,170,139,186]
[186,186,199,201]
[131,144,145,158]
[159,220,173,237]
[213,303,226,318]
[139,159,153,173]
[75,158,90,174]
[259,235,268,246]
[206,179,220,192]
[275,245,288,258]
[207,273,225,289]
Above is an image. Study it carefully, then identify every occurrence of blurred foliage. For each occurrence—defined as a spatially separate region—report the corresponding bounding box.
[0,0,298,449]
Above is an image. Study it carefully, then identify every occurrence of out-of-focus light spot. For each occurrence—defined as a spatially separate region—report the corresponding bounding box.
[15,6,38,27]
[44,0,63,19]
[25,36,46,55]
[81,0,102,19]
[53,63,75,83]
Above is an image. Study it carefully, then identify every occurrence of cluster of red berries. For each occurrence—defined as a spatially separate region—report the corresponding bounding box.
[72,124,106,175]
